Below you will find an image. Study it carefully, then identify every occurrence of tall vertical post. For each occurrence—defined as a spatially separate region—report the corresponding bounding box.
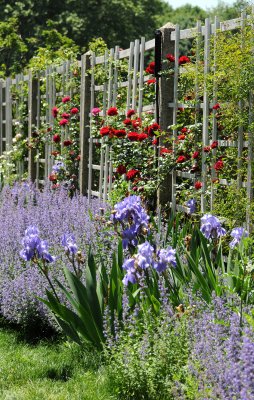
[5,77,12,151]
[28,71,38,182]
[201,18,211,213]
[79,52,91,195]
[158,22,176,206]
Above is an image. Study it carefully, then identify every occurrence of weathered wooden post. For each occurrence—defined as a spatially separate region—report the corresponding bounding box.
[156,22,176,207]
[28,71,38,182]
[5,77,12,152]
[79,52,91,195]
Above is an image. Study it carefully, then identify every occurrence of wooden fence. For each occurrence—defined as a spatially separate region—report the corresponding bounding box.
[0,12,253,226]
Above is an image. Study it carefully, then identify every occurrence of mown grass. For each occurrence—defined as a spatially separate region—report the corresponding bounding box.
[0,321,115,400]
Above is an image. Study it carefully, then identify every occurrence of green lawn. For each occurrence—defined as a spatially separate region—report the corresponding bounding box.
[0,322,115,400]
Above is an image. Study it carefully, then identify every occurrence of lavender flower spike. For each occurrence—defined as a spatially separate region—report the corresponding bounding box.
[229,227,248,249]
[200,214,226,240]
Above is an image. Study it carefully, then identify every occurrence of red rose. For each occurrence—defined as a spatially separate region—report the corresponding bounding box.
[61,113,70,119]
[53,134,61,143]
[100,126,111,137]
[49,174,57,182]
[146,78,156,85]
[192,151,199,159]
[107,107,118,116]
[211,140,218,149]
[203,146,211,153]
[51,151,60,156]
[52,183,60,189]
[160,147,172,155]
[52,107,58,118]
[137,133,148,141]
[116,165,127,175]
[126,109,136,118]
[75,155,81,161]
[62,96,71,103]
[126,169,139,180]
[181,127,188,134]
[131,118,142,129]
[176,155,186,163]
[47,127,52,132]
[127,132,140,141]
[213,103,220,110]
[152,138,158,145]
[179,56,190,65]
[214,160,224,171]
[123,118,132,125]
[194,181,202,190]
[178,135,186,140]
[114,129,126,138]
[148,122,160,136]
[145,61,155,75]
[63,140,73,146]
[59,118,69,126]
[166,53,175,62]
[70,107,79,114]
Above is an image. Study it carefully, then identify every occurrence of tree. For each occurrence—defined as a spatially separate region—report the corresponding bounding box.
[0,17,28,76]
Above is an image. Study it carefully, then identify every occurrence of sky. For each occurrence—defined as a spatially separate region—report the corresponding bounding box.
[167,0,234,9]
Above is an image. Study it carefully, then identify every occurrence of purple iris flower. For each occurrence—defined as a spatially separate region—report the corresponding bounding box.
[122,269,137,285]
[154,246,176,272]
[61,233,78,254]
[187,198,196,214]
[229,227,248,249]
[137,241,154,269]
[112,196,149,248]
[200,214,226,240]
[122,258,137,285]
[20,225,55,263]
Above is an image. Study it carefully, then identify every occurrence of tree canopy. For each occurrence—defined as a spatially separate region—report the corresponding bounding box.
[0,0,250,76]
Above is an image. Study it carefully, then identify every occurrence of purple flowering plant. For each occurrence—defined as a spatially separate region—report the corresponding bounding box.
[0,182,117,331]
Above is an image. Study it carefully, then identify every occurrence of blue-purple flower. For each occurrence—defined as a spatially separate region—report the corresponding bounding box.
[20,225,55,263]
[122,258,137,285]
[200,214,226,240]
[137,241,154,269]
[229,227,248,249]
[112,196,149,249]
[52,161,65,174]
[154,247,176,272]
[122,241,177,284]
[186,198,196,214]
[61,233,78,254]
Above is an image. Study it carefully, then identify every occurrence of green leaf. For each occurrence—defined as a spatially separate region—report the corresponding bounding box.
[63,268,104,345]
[87,251,103,330]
